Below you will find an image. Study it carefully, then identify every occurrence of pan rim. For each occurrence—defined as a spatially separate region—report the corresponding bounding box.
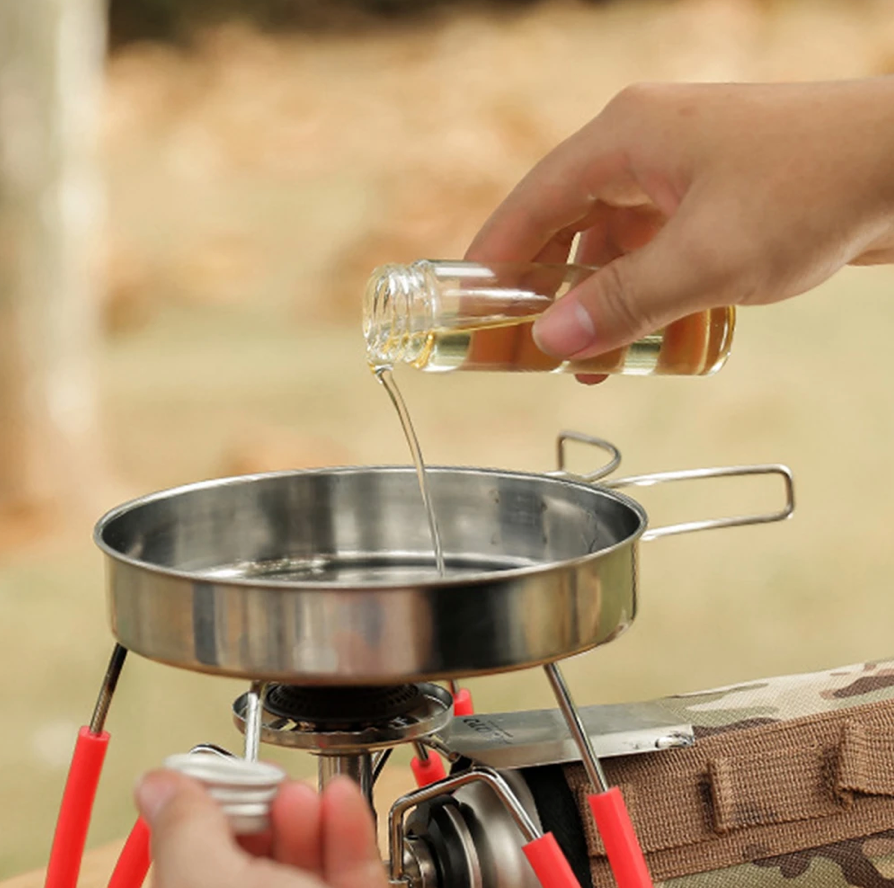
[93,464,649,590]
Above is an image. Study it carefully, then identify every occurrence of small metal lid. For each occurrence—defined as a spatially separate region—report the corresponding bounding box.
[164,753,286,835]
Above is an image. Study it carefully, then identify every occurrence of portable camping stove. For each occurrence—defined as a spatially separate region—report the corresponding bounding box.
[43,432,795,888]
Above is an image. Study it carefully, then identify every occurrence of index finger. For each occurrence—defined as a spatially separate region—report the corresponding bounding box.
[321,777,388,888]
[464,122,630,264]
[271,780,323,872]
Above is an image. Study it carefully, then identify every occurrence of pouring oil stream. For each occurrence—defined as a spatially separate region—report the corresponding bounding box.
[375,367,446,576]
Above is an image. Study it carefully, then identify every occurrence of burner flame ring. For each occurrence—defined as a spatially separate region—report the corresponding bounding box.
[232,683,453,752]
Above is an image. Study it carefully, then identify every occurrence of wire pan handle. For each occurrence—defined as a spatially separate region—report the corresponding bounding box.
[554,431,622,482]
[554,430,795,540]
[605,464,795,540]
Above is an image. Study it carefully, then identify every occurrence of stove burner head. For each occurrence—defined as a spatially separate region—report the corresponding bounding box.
[263,684,424,729]
[232,682,453,751]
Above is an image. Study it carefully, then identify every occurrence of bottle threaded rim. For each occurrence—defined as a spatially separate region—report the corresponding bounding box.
[363,263,429,369]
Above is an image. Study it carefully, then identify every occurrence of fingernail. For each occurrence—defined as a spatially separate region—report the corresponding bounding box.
[135,771,179,824]
[533,299,595,357]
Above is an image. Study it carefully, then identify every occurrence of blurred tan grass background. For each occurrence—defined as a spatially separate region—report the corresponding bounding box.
[5,0,894,876]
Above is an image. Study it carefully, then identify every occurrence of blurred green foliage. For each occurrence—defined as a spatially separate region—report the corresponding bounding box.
[106,0,570,47]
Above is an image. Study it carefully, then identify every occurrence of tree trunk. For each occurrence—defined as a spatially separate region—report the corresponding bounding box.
[0,0,106,516]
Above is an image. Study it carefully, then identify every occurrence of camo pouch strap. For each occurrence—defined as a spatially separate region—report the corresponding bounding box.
[839,720,894,799]
[709,743,846,834]
[565,664,894,887]
[705,712,894,834]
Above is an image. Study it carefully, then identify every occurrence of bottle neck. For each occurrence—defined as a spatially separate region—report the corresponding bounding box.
[364,262,434,369]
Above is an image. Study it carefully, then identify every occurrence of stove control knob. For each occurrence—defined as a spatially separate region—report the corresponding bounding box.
[405,770,547,888]
[401,835,440,888]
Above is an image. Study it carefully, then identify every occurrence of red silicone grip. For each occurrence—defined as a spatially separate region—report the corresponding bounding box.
[452,687,474,716]
[522,832,581,888]
[44,727,110,888]
[410,753,447,787]
[107,818,151,888]
[588,788,653,888]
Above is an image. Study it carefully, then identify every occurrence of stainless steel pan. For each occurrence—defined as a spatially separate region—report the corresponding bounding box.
[94,433,793,684]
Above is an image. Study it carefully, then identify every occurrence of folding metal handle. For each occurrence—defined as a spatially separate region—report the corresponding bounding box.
[553,431,621,482]
[553,430,794,541]
[604,464,795,541]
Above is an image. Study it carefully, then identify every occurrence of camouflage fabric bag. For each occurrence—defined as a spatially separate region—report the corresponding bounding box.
[564,660,894,887]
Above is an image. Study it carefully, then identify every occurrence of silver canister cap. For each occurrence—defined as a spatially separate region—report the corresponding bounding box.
[164,753,286,835]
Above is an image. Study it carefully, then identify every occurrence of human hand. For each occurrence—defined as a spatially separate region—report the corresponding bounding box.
[466,79,894,378]
[135,771,388,888]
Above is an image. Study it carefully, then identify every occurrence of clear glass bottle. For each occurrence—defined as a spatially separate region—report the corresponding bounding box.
[364,260,734,376]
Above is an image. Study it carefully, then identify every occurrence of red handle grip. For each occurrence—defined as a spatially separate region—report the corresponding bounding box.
[44,727,110,888]
[522,831,581,888]
[588,788,653,888]
[107,818,151,888]
[411,753,447,787]
[452,687,474,717]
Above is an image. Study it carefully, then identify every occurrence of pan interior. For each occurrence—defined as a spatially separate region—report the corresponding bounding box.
[97,467,645,586]
[200,552,534,583]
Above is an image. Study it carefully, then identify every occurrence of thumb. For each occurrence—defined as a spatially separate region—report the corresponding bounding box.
[136,770,249,888]
[532,211,725,359]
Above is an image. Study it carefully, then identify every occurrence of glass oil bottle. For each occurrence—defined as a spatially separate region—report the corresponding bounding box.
[364,260,735,375]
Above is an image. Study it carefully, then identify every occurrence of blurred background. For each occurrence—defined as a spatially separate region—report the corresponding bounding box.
[3,0,894,876]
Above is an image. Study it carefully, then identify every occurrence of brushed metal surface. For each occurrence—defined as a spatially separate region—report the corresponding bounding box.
[441,701,695,769]
[95,466,644,683]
